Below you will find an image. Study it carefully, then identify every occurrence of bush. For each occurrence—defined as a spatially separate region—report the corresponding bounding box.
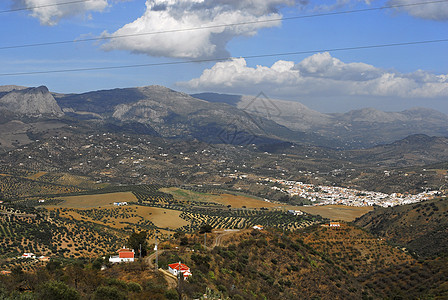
[165,289,179,300]
[37,280,80,300]
[127,282,142,293]
[93,286,126,300]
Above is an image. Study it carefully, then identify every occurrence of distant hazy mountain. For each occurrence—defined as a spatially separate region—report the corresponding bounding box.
[193,92,332,131]
[0,86,63,117]
[346,134,448,167]
[54,85,335,146]
[193,92,448,147]
[1,85,447,149]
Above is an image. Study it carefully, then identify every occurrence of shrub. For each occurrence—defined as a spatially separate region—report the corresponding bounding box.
[37,280,80,300]
[93,286,126,300]
[165,289,179,300]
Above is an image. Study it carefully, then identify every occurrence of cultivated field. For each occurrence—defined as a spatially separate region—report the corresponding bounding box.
[45,204,188,231]
[51,192,138,208]
[161,187,283,209]
[26,171,47,180]
[133,206,188,229]
[299,205,373,221]
[214,194,282,209]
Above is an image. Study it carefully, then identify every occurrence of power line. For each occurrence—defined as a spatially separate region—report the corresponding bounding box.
[1,0,447,51]
[0,0,93,14]
[1,38,447,77]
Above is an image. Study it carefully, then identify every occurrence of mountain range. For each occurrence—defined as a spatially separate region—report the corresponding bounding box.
[1,85,447,150]
[193,92,448,147]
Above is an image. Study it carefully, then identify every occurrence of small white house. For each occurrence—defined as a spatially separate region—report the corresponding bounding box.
[252,225,263,230]
[21,253,36,259]
[113,202,128,206]
[168,262,192,279]
[288,210,304,216]
[109,248,135,263]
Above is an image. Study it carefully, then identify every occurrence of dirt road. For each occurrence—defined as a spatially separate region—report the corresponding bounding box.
[212,229,240,247]
[145,250,177,289]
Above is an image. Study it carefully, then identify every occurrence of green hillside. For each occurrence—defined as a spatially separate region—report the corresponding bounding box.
[354,197,448,258]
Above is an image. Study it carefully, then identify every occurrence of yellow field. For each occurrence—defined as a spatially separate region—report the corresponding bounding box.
[26,171,47,180]
[214,194,281,208]
[45,201,188,231]
[161,187,283,209]
[299,205,373,221]
[133,206,188,229]
[51,192,138,208]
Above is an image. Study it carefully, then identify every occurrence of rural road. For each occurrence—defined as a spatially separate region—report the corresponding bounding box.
[212,229,240,247]
[144,229,241,287]
[145,249,177,289]
[145,249,164,270]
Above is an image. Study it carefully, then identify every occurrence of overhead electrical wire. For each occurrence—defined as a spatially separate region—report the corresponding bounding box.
[1,38,447,77]
[1,0,447,51]
[0,0,93,14]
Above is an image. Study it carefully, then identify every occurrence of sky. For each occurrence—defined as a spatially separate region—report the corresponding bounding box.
[0,0,447,113]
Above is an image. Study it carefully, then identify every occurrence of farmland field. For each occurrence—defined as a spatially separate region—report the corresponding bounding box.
[133,206,188,229]
[299,205,373,221]
[214,194,282,208]
[45,204,188,231]
[50,192,138,208]
[161,187,283,209]
[26,171,47,180]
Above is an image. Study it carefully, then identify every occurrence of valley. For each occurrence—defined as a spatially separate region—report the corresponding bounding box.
[0,84,447,299]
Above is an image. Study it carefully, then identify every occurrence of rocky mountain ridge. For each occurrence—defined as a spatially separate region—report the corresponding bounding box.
[0,86,63,117]
[193,92,448,147]
[1,85,447,149]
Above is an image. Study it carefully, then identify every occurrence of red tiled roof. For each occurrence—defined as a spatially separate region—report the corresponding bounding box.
[168,262,190,271]
[117,248,134,258]
[118,248,133,252]
[119,251,134,258]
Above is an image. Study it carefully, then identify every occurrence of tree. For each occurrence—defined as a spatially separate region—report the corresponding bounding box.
[93,286,126,300]
[37,280,80,300]
[127,231,148,257]
[199,224,212,234]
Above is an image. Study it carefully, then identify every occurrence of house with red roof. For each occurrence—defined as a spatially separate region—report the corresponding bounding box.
[329,222,341,228]
[21,253,36,259]
[168,262,192,279]
[109,248,135,263]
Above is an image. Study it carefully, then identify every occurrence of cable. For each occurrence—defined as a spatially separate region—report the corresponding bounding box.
[1,0,447,50]
[1,38,447,76]
[0,0,93,14]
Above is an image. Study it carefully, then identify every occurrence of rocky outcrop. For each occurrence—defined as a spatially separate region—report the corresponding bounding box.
[0,86,63,116]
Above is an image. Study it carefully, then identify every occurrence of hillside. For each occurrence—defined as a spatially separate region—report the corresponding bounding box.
[54,85,336,147]
[346,134,448,167]
[159,225,448,299]
[193,92,448,148]
[354,197,448,257]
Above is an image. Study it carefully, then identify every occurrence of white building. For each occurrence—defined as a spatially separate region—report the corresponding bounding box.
[109,248,135,263]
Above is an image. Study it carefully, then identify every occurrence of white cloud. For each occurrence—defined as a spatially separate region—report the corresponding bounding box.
[310,0,448,21]
[13,0,109,25]
[388,0,448,21]
[101,0,296,59]
[181,52,448,99]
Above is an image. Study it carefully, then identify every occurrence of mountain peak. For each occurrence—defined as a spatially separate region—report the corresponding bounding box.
[0,85,63,116]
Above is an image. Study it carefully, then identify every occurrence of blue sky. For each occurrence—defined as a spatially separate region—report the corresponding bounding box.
[1,0,447,113]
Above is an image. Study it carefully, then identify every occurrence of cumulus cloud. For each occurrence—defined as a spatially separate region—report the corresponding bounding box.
[388,0,448,21]
[181,52,448,99]
[101,0,296,59]
[310,0,448,21]
[12,0,109,25]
